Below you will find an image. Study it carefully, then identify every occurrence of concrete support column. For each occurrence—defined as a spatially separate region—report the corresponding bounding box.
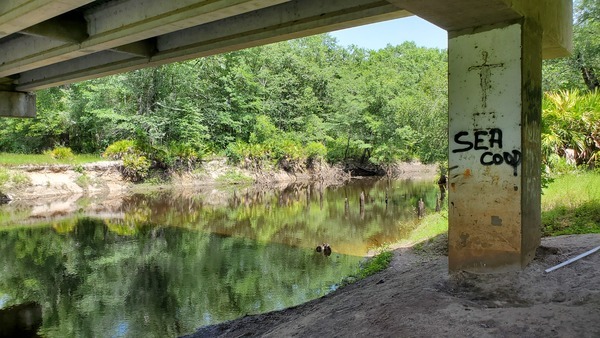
[448,19,542,272]
[0,91,36,117]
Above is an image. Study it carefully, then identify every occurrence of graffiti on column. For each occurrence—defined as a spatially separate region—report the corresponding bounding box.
[452,128,521,176]
[451,50,521,177]
[468,51,504,110]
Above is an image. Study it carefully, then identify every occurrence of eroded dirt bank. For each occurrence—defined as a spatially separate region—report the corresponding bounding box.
[0,159,437,218]
[187,234,600,338]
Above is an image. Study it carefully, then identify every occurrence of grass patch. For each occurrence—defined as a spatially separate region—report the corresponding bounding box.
[0,169,9,187]
[542,202,600,236]
[216,169,254,185]
[0,168,31,190]
[541,171,600,236]
[0,153,103,166]
[542,171,600,210]
[339,249,393,287]
[358,250,393,278]
[403,212,448,245]
[10,172,31,187]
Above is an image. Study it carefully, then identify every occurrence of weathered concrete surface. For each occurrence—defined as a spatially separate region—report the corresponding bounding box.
[0,0,571,93]
[388,0,572,58]
[448,21,542,272]
[0,91,36,117]
[503,0,573,58]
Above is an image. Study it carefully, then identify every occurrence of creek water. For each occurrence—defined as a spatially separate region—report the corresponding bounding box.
[0,178,440,337]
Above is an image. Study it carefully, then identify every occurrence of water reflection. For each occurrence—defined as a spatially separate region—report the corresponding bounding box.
[0,302,42,337]
[0,219,362,337]
[0,178,441,337]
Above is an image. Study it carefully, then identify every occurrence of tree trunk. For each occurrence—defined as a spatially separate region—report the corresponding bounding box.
[578,53,600,92]
[344,132,351,161]
[581,66,600,91]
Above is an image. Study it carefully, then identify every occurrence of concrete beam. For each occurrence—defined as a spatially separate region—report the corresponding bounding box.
[0,0,93,38]
[499,0,572,58]
[111,40,157,58]
[388,0,572,59]
[0,0,290,78]
[387,0,520,31]
[0,91,35,117]
[20,15,88,43]
[16,0,409,91]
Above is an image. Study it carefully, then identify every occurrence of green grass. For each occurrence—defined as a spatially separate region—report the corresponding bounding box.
[401,212,448,246]
[541,171,600,236]
[339,249,394,287]
[0,153,104,166]
[399,171,600,240]
[390,171,600,241]
[542,171,600,210]
[216,169,254,185]
[0,168,32,190]
[358,251,393,278]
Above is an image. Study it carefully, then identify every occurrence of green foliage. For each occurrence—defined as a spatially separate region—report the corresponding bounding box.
[0,35,448,168]
[0,168,31,190]
[543,0,600,92]
[122,154,151,182]
[305,141,327,162]
[45,146,75,161]
[325,137,366,163]
[167,142,202,171]
[104,138,202,181]
[11,173,31,187]
[541,171,600,235]
[542,201,600,236]
[542,90,600,171]
[103,140,137,160]
[216,169,254,185]
[73,164,85,174]
[0,168,9,188]
[358,251,393,279]
[249,115,278,145]
[0,153,102,166]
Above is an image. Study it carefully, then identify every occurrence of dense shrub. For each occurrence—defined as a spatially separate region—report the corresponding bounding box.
[104,139,202,180]
[122,154,151,182]
[46,146,75,161]
[103,140,137,160]
[167,142,202,170]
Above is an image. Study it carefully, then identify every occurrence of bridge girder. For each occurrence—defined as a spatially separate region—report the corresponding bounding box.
[0,0,572,94]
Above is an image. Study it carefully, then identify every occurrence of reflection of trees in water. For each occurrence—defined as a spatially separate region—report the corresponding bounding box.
[0,179,442,336]
[0,301,42,337]
[0,219,362,337]
[85,179,439,255]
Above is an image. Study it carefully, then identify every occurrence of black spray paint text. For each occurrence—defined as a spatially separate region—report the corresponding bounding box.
[453,128,502,152]
[452,128,521,176]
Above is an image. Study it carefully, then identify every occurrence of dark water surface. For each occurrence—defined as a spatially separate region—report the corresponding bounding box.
[0,178,439,337]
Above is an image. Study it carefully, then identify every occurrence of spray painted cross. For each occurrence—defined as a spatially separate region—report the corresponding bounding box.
[468,51,504,110]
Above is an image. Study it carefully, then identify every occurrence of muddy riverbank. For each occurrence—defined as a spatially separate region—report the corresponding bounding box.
[0,158,436,203]
[187,233,600,338]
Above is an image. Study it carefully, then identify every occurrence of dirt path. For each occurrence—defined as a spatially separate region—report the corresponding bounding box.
[186,234,600,338]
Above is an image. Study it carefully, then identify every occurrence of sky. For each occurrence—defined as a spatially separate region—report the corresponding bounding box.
[329,16,447,50]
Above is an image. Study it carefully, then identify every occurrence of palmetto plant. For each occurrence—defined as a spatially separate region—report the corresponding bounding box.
[542,90,600,168]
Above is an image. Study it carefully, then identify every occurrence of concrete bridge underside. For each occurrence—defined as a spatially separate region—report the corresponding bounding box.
[0,0,572,272]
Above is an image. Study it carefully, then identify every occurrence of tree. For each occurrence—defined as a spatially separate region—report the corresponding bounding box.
[543,0,600,92]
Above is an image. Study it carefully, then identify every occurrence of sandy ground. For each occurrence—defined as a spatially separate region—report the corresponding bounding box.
[186,234,600,338]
